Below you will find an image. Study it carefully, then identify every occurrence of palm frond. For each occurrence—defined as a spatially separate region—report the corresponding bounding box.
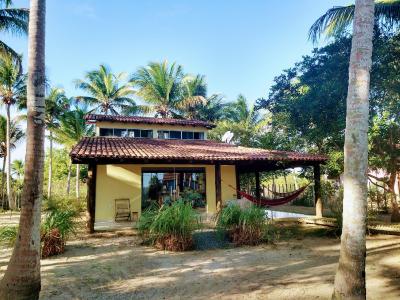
[309,0,400,42]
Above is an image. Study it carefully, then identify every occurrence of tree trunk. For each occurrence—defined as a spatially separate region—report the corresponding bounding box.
[333,1,374,299]
[76,163,80,200]
[66,159,71,195]
[47,130,53,199]
[0,1,46,299]
[6,103,12,210]
[388,171,400,222]
[1,155,6,209]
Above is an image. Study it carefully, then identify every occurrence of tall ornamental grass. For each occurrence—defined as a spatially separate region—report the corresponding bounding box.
[217,203,271,246]
[138,200,199,251]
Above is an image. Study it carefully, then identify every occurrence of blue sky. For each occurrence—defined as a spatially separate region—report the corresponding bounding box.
[4,0,350,160]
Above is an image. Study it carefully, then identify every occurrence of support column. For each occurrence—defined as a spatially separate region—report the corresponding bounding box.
[215,164,222,211]
[87,163,97,233]
[255,171,261,200]
[314,164,323,217]
[235,165,241,199]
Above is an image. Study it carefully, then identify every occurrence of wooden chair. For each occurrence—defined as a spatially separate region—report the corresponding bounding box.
[114,199,131,222]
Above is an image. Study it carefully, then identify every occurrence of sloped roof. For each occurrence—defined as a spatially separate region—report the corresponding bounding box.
[70,137,327,164]
[85,114,216,129]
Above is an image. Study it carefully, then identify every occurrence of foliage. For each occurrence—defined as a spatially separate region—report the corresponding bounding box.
[309,0,400,42]
[0,51,26,105]
[179,188,205,208]
[216,203,271,246]
[43,194,85,214]
[209,95,267,147]
[41,207,77,242]
[131,60,207,118]
[0,0,29,67]
[138,200,199,251]
[75,64,137,115]
[0,225,17,247]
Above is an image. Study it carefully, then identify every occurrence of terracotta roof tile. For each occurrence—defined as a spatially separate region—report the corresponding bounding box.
[70,137,328,163]
[85,114,216,128]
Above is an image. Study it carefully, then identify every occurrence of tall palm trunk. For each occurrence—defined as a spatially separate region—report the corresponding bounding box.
[47,130,53,199]
[6,103,12,209]
[66,159,71,195]
[1,155,6,209]
[0,1,46,299]
[333,0,375,299]
[75,163,80,200]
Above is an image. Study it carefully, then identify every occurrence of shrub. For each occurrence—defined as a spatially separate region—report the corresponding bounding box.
[43,195,85,214]
[217,203,271,246]
[0,226,18,247]
[41,208,77,257]
[138,200,199,251]
[179,189,205,208]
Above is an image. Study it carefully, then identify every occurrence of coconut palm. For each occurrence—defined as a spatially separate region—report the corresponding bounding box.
[0,115,24,209]
[210,95,267,147]
[0,0,29,69]
[11,159,23,179]
[0,52,26,209]
[53,105,94,199]
[186,94,226,122]
[0,0,46,298]
[75,64,137,115]
[178,74,209,119]
[44,88,68,199]
[309,0,399,42]
[333,0,375,298]
[131,61,206,118]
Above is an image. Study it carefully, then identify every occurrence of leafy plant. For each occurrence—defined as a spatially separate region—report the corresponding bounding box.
[42,208,77,241]
[138,200,200,251]
[217,203,271,246]
[0,226,18,247]
[179,188,205,208]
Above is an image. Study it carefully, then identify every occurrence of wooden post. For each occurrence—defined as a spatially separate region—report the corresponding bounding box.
[87,163,97,233]
[235,165,241,199]
[314,164,323,217]
[255,171,261,200]
[215,164,222,211]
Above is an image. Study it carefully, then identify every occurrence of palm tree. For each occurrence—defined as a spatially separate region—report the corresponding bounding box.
[309,0,399,42]
[0,52,26,209]
[53,105,94,199]
[0,0,46,298]
[75,64,137,115]
[44,88,68,199]
[210,95,267,147]
[186,94,226,122]
[0,0,29,69]
[11,159,23,179]
[333,0,375,298]
[131,60,205,118]
[0,115,24,209]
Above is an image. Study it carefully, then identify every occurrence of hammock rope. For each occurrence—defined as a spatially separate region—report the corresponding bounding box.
[226,183,310,207]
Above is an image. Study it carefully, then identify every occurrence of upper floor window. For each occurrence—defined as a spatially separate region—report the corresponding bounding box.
[99,128,153,138]
[158,130,204,140]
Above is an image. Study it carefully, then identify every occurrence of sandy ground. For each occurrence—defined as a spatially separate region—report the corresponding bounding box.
[0,228,399,300]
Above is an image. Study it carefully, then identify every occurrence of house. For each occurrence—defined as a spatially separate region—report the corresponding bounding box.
[70,114,327,232]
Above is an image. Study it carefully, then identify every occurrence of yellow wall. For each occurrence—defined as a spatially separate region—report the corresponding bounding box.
[95,164,237,223]
[95,121,208,139]
[221,165,237,203]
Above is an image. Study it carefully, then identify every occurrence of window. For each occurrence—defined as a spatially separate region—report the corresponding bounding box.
[100,128,153,138]
[140,130,153,138]
[169,131,181,139]
[114,129,128,137]
[193,132,204,140]
[99,128,114,136]
[182,131,194,139]
[158,130,205,140]
[142,168,206,209]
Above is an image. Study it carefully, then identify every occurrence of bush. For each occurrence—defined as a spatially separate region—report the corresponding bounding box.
[138,200,200,251]
[217,203,271,246]
[41,208,77,257]
[0,226,18,247]
[179,189,205,208]
[43,195,85,214]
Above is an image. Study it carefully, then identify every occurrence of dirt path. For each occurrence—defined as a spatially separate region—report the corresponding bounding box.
[1,232,399,299]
